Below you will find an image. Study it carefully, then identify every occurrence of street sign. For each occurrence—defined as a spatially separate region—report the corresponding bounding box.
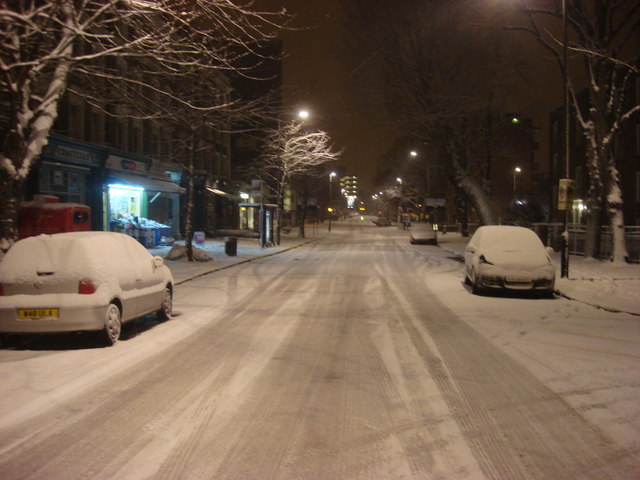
[558,179,575,210]
[426,198,446,207]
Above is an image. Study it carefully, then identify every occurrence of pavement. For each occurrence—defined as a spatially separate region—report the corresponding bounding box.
[148,230,322,285]
[152,225,640,317]
[438,232,640,316]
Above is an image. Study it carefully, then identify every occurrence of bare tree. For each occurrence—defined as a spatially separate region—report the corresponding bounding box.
[260,119,340,240]
[511,0,639,262]
[0,0,287,253]
[343,0,527,227]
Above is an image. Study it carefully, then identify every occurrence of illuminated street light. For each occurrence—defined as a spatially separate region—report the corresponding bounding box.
[298,109,309,120]
[328,171,337,232]
[513,167,522,200]
[410,150,418,157]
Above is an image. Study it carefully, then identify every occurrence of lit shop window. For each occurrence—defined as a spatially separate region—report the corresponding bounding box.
[108,184,142,221]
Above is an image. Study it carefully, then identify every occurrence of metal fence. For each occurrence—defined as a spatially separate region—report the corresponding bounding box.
[442,223,640,262]
[532,223,640,263]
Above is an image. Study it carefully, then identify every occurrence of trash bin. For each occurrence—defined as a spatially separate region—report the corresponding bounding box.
[224,236,237,256]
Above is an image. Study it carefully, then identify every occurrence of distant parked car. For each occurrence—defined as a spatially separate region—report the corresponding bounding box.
[464,225,555,296]
[373,216,391,226]
[0,232,174,346]
[409,222,438,245]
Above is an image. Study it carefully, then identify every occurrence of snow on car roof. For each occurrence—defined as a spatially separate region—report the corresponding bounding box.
[0,232,142,286]
[474,225,544,248]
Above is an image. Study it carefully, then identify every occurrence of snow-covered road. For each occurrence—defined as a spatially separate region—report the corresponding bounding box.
[0,223,638,479]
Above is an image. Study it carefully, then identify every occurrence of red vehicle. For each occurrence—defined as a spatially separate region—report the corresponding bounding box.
[18,195,91,239]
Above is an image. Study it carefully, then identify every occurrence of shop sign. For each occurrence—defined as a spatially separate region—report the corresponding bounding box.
[106,155,148,175]
[251,178,263,196]
[426,198,446,207]
[43,144,100,167]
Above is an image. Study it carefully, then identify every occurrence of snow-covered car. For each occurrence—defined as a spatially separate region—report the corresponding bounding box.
[464,225,555,296]
[372,216,391,226]
[409,222,438,245]
[0,232,174,346]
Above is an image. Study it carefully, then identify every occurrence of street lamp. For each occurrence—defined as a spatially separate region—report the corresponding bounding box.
[560,0,571,278]
[396,177,404,226]
[298,109,309,120]
[513,166,521,201]
[328,171,336,231]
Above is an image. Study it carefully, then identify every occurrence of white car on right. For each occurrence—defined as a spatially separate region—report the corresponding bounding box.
[464,225,555,296]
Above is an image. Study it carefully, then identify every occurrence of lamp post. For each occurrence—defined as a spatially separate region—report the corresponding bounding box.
[396,177,404,227]
[328,171,336,231]
[560,0,571,278]
[410,149,430,221]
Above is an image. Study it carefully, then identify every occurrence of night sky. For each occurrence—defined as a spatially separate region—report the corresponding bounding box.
[259,0,563,195]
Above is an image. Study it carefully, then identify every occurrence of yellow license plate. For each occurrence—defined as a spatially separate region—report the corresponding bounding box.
[18,308,59,320]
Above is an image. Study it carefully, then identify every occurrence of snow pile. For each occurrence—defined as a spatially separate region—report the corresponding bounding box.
[165,244,214,262]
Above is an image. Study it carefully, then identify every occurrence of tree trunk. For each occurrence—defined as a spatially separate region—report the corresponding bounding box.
[298,204,306,238]
[451,168,498,225]
[185,137,196,262]
[0,171,23,255]
[0,52,73,252]
[584,196,602,260]
[606,162,629,263]
[604,155,631,263]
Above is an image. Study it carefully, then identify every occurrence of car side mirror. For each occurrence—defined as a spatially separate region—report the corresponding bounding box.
[153,256,164,269]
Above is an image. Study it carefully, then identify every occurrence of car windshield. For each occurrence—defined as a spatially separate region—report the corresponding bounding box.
[479,227,544,253]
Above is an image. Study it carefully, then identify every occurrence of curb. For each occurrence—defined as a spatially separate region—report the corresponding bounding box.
[174,238,319,286]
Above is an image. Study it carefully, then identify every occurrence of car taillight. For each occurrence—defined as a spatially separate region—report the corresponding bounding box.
[78,279,97,294]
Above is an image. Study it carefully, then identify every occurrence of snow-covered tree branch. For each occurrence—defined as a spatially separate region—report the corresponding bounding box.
[513,0,639,263]
[0,0,289,252]
[260,119,340,239]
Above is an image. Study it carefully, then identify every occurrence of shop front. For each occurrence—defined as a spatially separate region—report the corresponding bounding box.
[105,154,184,247]
[34,135,106,230]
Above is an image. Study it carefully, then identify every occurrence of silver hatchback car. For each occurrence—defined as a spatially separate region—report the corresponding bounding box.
[409,222,438,245]
[0,232,174,346]
[464,225,555,296]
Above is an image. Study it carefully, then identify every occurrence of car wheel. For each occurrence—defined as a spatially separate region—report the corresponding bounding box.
[157,287,172,322]
[470,269,484,295]
[101,303,122,346]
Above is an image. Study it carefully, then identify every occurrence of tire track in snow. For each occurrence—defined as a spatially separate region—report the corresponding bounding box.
[380,244,639,479]
[0,256,314,480]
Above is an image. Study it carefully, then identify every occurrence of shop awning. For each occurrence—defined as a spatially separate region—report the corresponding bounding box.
[239,203,278,208]
[107,172,185,194]
[206,186,234,198]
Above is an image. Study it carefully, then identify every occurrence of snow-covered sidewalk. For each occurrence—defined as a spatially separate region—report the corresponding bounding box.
[437,233,640,316]
[149,231,322,285]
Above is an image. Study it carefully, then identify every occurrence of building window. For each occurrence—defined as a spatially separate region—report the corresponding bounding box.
[551,119,560,145]
[69,103,83,139]
[91,111,101,143]
[39,164,87,204]
[575,166,584,197]
[130,126,141,153]
[108,184,142,223]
